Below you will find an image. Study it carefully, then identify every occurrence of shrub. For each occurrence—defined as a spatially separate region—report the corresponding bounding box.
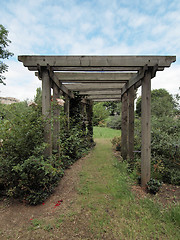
[111,136,121,151]
[147,178,162,194]
[106,115,121,130]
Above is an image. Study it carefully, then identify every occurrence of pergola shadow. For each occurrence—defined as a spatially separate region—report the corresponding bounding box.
[18,55,176,188]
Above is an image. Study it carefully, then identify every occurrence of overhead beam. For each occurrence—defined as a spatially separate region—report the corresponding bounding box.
[18,55,176,68]
[64,83,125,91]
[86,95,121,99]
[78,90,121,95]
[93,99,121,102]
[47,69,74,99]
[121,65,148,95]
[54,72,136,81]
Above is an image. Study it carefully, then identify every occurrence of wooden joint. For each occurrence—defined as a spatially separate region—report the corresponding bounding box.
[37,64,42,79]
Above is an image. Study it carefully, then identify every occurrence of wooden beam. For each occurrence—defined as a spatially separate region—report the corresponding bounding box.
[86,100,93,142]
[42,68,52,157]
[18,55,176,68]
[48,69,74,99]
[87,95,121,99]
[54,72,136,81]
[64,94,70,131]
[121,93,128,160]
[141,70,151,188]
[121,65,148,95]
[128,86,135,160]
[93,99,121,102]
[64,83,125,91]
[78,90,121,95]
[53,83,60,154]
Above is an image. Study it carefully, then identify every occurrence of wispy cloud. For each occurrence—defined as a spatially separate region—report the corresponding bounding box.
[0,0,179,100]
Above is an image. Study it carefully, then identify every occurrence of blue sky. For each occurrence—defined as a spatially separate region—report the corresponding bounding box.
[0,0,179,100]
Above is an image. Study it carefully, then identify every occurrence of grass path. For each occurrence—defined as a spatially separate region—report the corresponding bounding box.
[0,136,179,239]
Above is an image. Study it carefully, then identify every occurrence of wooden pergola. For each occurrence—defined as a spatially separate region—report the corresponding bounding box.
[18,55,176,188]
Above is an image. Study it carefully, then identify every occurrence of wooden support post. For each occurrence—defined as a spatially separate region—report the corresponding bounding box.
[86,101,93,142]
[141,69,151,188]
[64,94,70,131]
[42,68,52,157]
[81,102,86,135]
[128,86,135,160]
[53,83,60,154]
[121,92,128,160]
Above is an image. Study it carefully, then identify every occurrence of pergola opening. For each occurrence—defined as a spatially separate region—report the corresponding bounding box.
[18,55,176,188]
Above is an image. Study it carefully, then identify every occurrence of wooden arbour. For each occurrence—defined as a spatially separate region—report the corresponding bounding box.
[18,55,176,188]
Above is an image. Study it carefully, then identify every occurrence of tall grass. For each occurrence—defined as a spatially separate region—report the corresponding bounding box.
[93,126,121,139]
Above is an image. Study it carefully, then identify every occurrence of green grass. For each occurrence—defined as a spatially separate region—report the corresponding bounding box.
[76,138,180,239]
[93,126,121,139]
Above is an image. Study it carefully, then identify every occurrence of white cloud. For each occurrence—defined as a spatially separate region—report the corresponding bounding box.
[0,0,180,100]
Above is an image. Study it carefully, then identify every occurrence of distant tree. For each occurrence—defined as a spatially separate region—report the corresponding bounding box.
[103,101,121,115]
[93,102,109,125]
[136,88,177,117]
[0,24,14,85]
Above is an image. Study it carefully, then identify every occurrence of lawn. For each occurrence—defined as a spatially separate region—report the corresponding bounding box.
[93,126,121,139]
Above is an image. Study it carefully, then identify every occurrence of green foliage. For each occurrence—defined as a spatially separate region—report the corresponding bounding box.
[0,24,14,85]
[133,89,180,185]
[93,102,109,126]
[147,178,162,194]
[111,136,121,151]
[136,89,177,117]
[106,115,121,129]
[0,93,91,205]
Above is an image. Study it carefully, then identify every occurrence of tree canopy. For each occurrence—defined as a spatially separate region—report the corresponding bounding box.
[136,88,178,117]
[0,24,13,85]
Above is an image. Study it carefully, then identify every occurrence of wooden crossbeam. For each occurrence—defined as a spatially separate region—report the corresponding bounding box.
[54,72,136,81]
[86,94,121,99]
[18,55,176,68]
[78,90,121,95]
[64,83,125,91]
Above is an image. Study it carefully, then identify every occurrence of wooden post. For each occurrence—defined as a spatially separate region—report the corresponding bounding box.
[53,83,60,154]
[64,94,70,131]
[86,101,93,142]
[81,102,86,135]
[128,86,135,160]
[121,92,128,159]
[141,69,151,188]
[42,68,52,157]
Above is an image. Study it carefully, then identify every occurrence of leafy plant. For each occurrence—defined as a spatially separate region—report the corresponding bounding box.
[147,178,162,194]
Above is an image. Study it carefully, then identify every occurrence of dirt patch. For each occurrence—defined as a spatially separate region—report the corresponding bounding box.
[0,153,91,239]
[131,183,180,206]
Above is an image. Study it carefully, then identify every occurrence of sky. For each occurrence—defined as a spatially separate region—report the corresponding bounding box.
[0,0,180,101]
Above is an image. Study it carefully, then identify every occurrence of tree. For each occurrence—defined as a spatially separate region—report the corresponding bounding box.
[0,24,13,85]
[136,88,176,117]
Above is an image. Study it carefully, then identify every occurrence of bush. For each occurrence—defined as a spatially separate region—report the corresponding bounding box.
[106,115,121,130]
[147,178,162,194]
[0,94,91,205]
[111,136,121,151]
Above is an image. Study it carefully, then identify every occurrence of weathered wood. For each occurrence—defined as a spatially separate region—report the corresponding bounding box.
[42,68,52,157]
[141,69,151,188]
[18,55,176,68]
[64,94,70,131]
[53,83,60,154]
[79,90,121,95]
[127,86,135,160]
[87,95,121,99]
[48,70,74,98]
[64,83,125,91]
[93,99,121,102]
[86,101,93,142]
[121,93,128,160]
[54,72,135,81]
[121,65,148,95]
